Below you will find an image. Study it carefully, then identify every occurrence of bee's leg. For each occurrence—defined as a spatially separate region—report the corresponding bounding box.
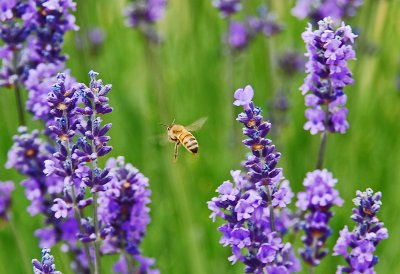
[174,142,180,162]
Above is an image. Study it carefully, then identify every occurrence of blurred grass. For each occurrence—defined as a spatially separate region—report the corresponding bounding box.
[1,0,400,273]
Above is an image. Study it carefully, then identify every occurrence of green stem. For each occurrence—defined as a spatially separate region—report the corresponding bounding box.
[316,130,328,170]
[123,251,136,274]
[12,50,26,126]
[92,192,101,274]
[63,110,94,272]
[70,186,94,273]
[316,84,332,169]
[14,81,26,126]
[266,186,275,232]
[88,105,101,274]
[9,216,31,274]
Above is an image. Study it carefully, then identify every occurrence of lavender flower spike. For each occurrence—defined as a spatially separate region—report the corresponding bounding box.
[99,157,158,273]
[208,86,300,273]
[292,0,363,22]
[301,17,356,135]
[212,0,242,18]
[333,188,388,273]
[296,169,343,266]
[32,248,61,274]
[0,181,15,221]
[124,0,167,42]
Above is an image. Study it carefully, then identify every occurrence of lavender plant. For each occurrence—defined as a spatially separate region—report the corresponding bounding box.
[208,85,300,273]
[296,169,343,266]
[124,0,167,43]
[333,189,388,273]
[99,157,158,274]
[293,17,358,271]
[292,0,363,22]
[42,71,157,273]
[213,2,282,52]
[0,181,15,221]
[32,248,61,274]
[0,0,78,125]
[301,17,356,137]
[6,127,91,272]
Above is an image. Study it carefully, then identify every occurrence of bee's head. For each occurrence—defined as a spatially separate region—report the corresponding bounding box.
[161,119,175,131]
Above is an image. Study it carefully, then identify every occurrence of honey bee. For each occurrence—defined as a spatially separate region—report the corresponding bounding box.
[163,117,207,161]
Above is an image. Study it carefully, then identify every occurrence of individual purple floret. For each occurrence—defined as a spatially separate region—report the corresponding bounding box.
[208,86,300,273]
[32,248,61,274]
[300,17,356,135]
[292,0,363,23]
[98,157,158,273]
[212,0,242,18]
[296,169,343,266]
[333,188,388,273]
[0,181,15,220]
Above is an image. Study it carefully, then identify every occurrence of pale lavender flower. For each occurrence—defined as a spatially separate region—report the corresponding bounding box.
[51,198,70,219]
[300,17,356,134]
[233,85,253,109]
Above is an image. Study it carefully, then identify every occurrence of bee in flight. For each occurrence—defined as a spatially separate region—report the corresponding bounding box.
[162,117,207,162]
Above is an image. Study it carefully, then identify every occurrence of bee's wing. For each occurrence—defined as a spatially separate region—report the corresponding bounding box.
[185,117,208,132]
[150,133,170,145]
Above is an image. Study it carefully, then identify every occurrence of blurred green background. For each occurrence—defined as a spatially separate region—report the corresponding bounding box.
[1,0,400,273]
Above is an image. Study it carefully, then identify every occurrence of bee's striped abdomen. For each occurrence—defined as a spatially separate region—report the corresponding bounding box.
[179,130,199,154]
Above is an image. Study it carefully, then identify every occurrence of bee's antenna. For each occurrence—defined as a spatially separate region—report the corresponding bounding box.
[160,123,168,127]
[172,118,175,125]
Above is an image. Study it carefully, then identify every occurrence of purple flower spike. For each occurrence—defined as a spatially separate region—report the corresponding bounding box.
[99,156,158,273]
[0,0,78,89]
[124,0,167,43]
[208,86,300,273]
[334,188,388,273]
[292,0,363,22]
[32,0,78,64]
[0,181,15,220]
[32,248,61,274]
[296,169,343,266]
[300,17,356,134]
[227,21,249,51]
[246,6,283,37]
[212,0,242,18]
